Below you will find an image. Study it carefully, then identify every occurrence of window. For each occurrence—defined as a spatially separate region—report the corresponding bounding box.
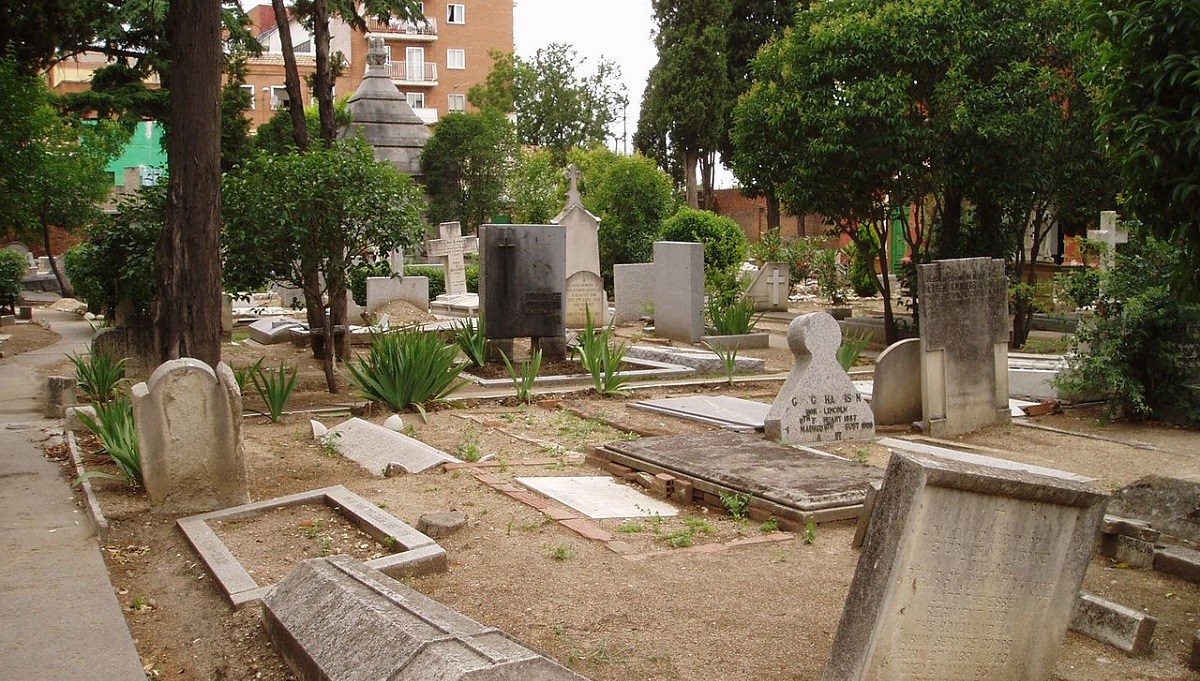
[240,84,255,110]
[406,92,426,109]
[270,85,289,110]
[446,48,465,70]
[447,3,465,23]
[448,93,466,112]
[294,38,313,54]
[405,46,425,80]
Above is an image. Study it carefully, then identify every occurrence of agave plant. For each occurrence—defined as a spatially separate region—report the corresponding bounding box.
[76,397,141,485]
[250,359,299,423]
[501,349,541,405]
[346,329,466,417]
[453,315,487,367]
[837,330,871,371]
[68,351,127,403]
[706,296,761,336]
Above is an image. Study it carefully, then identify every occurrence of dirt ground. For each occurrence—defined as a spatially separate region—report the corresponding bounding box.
[0,319,61,359]
[46,300,1200,681]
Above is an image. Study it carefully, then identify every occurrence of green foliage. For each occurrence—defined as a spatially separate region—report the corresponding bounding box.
[803,522,817,545]
[420,111,517,233]
[1055,267,1102,310]
[64,186,164,318]
[501,349,541,405]
[574,311,628,396]
[659,207,748,289]
[69,352,128,403]
[812,250,847,306]
[454,316,488,368]
[404,265,446,299]
[719,491,751,521]
[1055,235,1200,423]
[844,235,880,298]
[703,341,740,385]
[0,250,26,310]
[220,51,255,173]
[507,148,562,224]
[77,397,142,486]
[837,331,871,371]
[346,329,467,416]
[706,297,759,336]
[249,359,299,423]
[253,98,353,156]
[349,260,392,306]
[785,237,826,283]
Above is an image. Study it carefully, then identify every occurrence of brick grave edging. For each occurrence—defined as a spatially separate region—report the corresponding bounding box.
[178,485,447,608]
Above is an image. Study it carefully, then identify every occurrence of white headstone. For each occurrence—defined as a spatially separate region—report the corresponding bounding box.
[1086,210,1128,271]
[365,275,430,313]
[325,417,457,475]
[745,262,791,311]
[651,241,705,343]
[425,222,478,297]
[764,312,875,443]
[871,338,922,426]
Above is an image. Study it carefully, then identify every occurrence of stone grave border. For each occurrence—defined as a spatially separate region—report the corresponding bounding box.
[65,430,111,541]
[461,354,693,388]
[178,484,447,607]
[699,332,771,351]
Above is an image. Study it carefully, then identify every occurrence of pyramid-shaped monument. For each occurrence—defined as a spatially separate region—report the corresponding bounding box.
[339,37,431,177]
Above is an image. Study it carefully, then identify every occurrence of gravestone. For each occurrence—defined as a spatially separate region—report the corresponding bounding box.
[871,338,922,426]
[220,294,233,339]
[745,262,790,311]
[613,263,655,323]
[479,224,567,360]
[262,555,586,681]
[365,275,430,313]
[764,312,875,444]
[44,376,78,418]
[918,257,1010,437]
[1087,210,1128,271]
[425,221,478,297]
[651,241,705,343]
[249,318,306,345]
[132,359,249,514]
[554,164,607,327]
[823,448,1107,681]
[275,283,304,310]
[324,417,457,475]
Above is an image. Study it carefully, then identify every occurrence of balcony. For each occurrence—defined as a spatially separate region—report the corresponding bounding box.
[367,17,437,40]
[388,61,438,86]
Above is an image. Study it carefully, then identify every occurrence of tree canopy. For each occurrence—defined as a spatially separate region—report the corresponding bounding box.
[420,111,517,233]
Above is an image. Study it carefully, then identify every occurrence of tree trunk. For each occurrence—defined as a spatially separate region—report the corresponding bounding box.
[40,219,73,298]
[939,188,963,259]
[312,0,337,148]
[271,0,308,151]
[683,150,699,209]
[156,0,222,367]
[867,219,897,346]
[766,190,781,231]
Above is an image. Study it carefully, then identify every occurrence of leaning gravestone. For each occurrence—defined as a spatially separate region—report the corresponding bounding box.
[918,257,1010,437]
[554,164,607,327]
[745,262,790,311]
[262,555,586,680]
[651,241,705,343]
[132,359,249,514]
[479,224,567,360]
[871,338,922,426]
[765,312,875,444]
[823,448,1107,681]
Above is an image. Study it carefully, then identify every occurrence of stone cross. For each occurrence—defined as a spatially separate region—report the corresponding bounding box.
[424,221,478,296]
[1086,210,1128,271]
[387,248,404,274]
[564,164,583,207]
[766,266,788,305]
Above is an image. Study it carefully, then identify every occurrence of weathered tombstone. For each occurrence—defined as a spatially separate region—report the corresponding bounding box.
[365,275,430,313]
[1087,210,1128,271]
[338,37,431,176]
[248,318,306,345]
[262,555,586,681]
[220,293,233,340]
[917,257,1010,437]
[132,359,249,514]
[765,312,875,443]
[613,262,655,323]
[44,376,78,418]
[871,338,922,426]
[425,221,478,297]
[479,224,567,360]
[324,417,457,475]
[745,262,790,311]
[651,241,704,343]
[554,164,607,327]
[822,448,1107,681]
[275,283,305,310]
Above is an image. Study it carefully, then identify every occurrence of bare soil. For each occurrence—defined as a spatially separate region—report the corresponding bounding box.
[0,319,61,359]
[66,306,1200,681]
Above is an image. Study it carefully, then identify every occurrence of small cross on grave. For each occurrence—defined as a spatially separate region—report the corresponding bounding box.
[1087,210,1128,271]
[496,234,516,298]
[564,164,583,207]
[424,222,478,296]
[766,266,788,305]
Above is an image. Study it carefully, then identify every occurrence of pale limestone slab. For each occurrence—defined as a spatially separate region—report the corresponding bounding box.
[879,437,1094,482]
[613,262,655,323]
[248,317,305,345]
[871,338,921,426]
[515,476,678,519]
[745,262,790,311]
[325,417,458,475]
[564,270,607,328]
[365,275,430,313]
[1070,591,1157,656]
[624,344,766,373]
[425,221,478,297]
[630,395,770,432]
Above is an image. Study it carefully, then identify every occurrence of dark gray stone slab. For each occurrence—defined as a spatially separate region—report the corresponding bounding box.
[479,224,566,341]
[1070,591,1157,656]
[602,431,881,512]
[1108,475,1200,545]
[262,555,587,681]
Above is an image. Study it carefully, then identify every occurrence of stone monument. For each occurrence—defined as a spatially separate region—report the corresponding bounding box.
[1087,210,1128,271]
[132,358,249,514]
[764,312,875,444]
[553,164,607,327]
[917,257,1010,437]
[425,221,478,297]
[745,262,790,311]
[651,241,705,343]
[338,37,430,177]
[479,224,568,360]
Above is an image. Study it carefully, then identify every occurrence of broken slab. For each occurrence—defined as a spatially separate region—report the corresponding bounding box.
[879,437,1094,483]
[1107,475,1200,545]
[416,510,468,539]
[516,476,678,519]
[629,395,770,432]
[1070,591,1157,656]
[324,417,458,475]
[262,555,586,681]
[624,344,766,373]
[248,318,306,345]
[178,485,446,607]
[1153,545,1200,584]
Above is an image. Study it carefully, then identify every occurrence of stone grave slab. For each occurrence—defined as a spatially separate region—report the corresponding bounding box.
[871,338,921,426]
[917,257,1010,436]
[613,262,655,323]
[651,241,705,343]
[765,312,875,444]
[630,395,771,432]
[479,224,567,358]
[1107,475,1200,545]
[325,417,458,475]
[248,318,305,345]
[879,437,1094,482]
[745,261,790,311]
[516,476,678,519]
[624,344,766,373]
[565,270,607,328]
[429,292,479,316]
[595,431,883,525]
[822,448,1107,681]
[365,275,430,313]
[262,554,585,681]
[1070,591,1157,656]
[179,485,446,607]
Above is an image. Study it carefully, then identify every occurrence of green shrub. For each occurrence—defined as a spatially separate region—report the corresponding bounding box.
[1055,267,1101,309]
[404,265,446,298]
[706,296,760,335]
[453,315,487,367]
[844,241,879,297]
[249,359,298,423]
[812,249,848,305]
[64,186,164,317]
[346,329,467,417]
[349,260,392,306]
[0,249,26,312]
[660,207,748,289]
[501,348,541,404]
[785,236,826,282]
[69,352,127,403]
[77,396,141,485]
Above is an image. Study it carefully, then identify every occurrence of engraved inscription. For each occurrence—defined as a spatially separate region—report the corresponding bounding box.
[779,391,873,440]
[524,290,562,318]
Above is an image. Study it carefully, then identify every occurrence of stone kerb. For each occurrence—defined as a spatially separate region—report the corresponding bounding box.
[132,358,249,514]
[823,449,1108,681]
[764,312,875,444]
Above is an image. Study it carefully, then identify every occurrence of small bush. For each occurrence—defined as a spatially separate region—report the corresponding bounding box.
[844,240,879,297]
[69,352,127,403]
[501,349,541,404]
[812,249,848,305]
[837,330,871,371]
[77,397,141,485]
[346,329,467,417]
[706,296,760,336]
[249,359,298,423]
[1055,267,1101,309]
[574,311,628,396]
[453,316,487,367]
[660,207,748,290]
[0,249,26,312]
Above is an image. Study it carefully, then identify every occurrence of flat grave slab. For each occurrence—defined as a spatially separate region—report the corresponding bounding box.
[595,431,882,525]
[516,476,678,519]
[630,395,771,432]
[178,485,447,607]
[879,437,1094,483]
[463,355,692,387]
[625,344,767,373]
[325,417,458,475]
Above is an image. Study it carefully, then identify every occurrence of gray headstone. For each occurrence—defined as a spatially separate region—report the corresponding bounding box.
[262,555,586,681]
[365,275,430,313]
[220,293,234,338]
[479,224,566,350]
[248,318,306,345]
[564,270,607,328]
[337,37,431,176]
[613,262,655,323]
[917,257,1010,437]
[132,359,249,514]
[765,312,875,444]
[822,449,1107,681]
[651,241,704,343]
[275,283,305,310]
[871,338,922,426]
[425,221,478,297]
[1107,475,1200,546]
[325,417,457,475]
[745,262,790,311]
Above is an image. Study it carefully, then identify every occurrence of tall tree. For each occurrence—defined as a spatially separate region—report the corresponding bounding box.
[420,111,518,233]
[638,0,731,208]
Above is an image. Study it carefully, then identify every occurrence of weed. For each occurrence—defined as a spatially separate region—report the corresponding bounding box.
[318,431,342,457]
[663,530,694,548]
[301,519,324,539]
[682,516,716,534]
[129,595,151,612]
[759,518,780,533]
[382,536,398,550]
[803,522,818,545]
[549,543,575,561]
[402,423,419,438]
[250,358,298,423]
[719,491,751,520]
[69,351,127,403]
[453,428,483,462]
[501,348,541,404]
[616,522,647,534]
[318,537,334,556]
[853,447,869,465]
[703,341,739,385]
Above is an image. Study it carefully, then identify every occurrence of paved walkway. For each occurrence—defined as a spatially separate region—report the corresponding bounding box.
[0,310,145,680]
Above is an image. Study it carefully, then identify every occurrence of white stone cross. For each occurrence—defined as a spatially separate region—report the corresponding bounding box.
[1086,210,1128,271]
[424,221,478,296]
[766,266,788,305]
[565,164,583,207]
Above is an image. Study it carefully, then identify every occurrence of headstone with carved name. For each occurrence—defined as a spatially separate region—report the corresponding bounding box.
[425,221,478,297]
[554,164,607,327]
[479,224,567,360]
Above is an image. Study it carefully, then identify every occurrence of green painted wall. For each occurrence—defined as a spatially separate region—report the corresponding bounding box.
[105,120,166,186]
